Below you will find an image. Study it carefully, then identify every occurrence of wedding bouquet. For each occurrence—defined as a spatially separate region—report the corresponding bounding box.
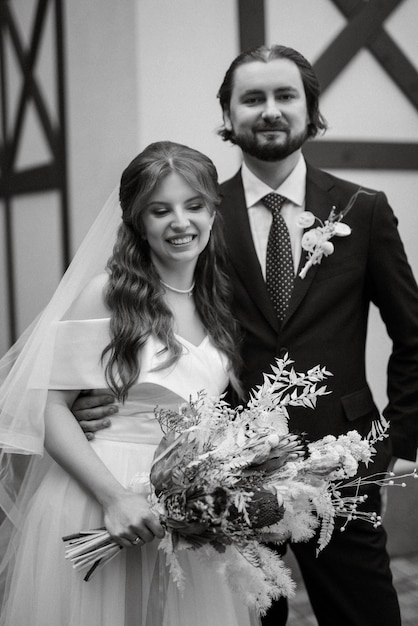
[63,355,415,614]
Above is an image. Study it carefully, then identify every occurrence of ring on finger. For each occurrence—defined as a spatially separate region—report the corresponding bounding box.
[132,536,143,546]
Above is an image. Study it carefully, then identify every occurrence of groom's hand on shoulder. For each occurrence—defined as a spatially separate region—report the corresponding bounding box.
[72,389,117,440]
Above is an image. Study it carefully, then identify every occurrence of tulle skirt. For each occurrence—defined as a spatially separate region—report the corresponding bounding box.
[0,437,259,626]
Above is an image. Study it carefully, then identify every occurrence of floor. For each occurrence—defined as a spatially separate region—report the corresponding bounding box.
[285,552,418,625]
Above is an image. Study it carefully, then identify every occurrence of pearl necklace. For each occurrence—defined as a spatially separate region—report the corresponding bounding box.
[160,279,195,296]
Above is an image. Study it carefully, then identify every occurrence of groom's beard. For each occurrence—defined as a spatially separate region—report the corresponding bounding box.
[230,125,309,162]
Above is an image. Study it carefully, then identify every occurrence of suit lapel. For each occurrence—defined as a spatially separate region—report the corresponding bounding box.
[221,172,279,331]
[282,165,338,326]
[221,165,343,330]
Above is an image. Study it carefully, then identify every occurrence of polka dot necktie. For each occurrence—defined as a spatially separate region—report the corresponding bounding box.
[263,193,294,321]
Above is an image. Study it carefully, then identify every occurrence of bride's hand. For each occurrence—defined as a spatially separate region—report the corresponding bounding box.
[102,491,165,549]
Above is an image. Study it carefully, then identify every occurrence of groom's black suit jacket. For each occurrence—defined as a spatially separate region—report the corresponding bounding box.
[220,163,418,467]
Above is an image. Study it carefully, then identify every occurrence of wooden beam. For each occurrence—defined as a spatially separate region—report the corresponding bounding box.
[55,0,70,268]
[0,0,70,343]
[5,0,57,168]
[238,0,265,52]
[303,141,418,170]
[0,163,59,196]
[331,0,418,111]
[314,0,400,92]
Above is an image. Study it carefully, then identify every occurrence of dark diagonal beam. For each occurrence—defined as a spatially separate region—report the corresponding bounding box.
[331,0,418,111]
[314,0,400,92]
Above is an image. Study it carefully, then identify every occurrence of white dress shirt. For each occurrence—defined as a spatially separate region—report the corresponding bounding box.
[241,156,307,278]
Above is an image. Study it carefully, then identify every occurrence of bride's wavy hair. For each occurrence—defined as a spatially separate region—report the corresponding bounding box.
[102,141,242,401]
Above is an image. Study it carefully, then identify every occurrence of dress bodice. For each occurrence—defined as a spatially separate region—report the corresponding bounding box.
[43,319,230,444]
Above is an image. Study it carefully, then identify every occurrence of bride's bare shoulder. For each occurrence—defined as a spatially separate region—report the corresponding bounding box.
[63,273,110,320]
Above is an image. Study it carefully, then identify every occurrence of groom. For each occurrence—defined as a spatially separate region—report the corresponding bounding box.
[73,46,418,625]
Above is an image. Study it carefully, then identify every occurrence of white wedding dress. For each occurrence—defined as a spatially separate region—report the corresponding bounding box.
[0,319,259,626]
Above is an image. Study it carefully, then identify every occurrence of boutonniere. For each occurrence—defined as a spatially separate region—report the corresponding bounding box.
[297,188,373,279]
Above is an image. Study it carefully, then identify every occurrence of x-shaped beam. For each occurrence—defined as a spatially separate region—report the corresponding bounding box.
[0,0,56,174]
[314,0,418,112]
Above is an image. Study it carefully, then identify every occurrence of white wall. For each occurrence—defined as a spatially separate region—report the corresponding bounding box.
[135,0,241,182]
[65,0,140,249]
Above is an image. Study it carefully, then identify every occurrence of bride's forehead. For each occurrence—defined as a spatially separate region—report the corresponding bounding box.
[148,173,198,202]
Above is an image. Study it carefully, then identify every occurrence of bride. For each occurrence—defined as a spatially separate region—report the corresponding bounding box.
[0,141,259,625]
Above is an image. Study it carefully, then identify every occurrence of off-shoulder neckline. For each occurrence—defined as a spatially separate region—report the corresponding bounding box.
[57,318,210,349]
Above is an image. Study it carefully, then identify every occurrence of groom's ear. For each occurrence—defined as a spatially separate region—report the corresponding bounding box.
[223,109,233,132]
